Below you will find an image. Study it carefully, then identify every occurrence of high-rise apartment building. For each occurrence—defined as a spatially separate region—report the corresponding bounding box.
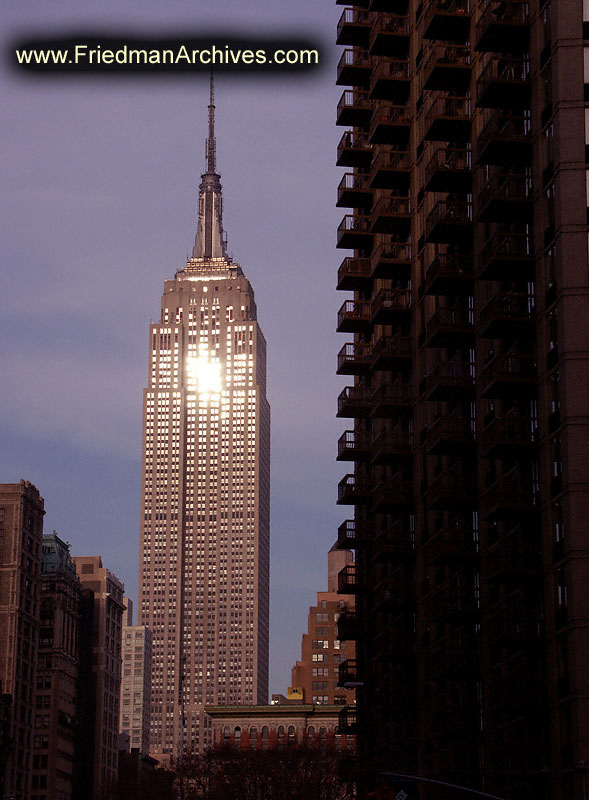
[120,601,152,754]
[138,78,270,759]
[0,481,44,800]
[291,546,356,706]
[72,555,125,800]
[32,532,82,800]
[334,2,589,798]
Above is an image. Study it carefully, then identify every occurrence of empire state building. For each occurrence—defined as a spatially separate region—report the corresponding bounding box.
[138,79,270,758]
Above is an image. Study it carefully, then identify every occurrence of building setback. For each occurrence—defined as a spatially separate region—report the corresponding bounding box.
[138,77,270,759]
[32,532,82,800]
[334,1,589,799]
[73,555,125,800]
[0,481,44,800]
[291,546,356,707]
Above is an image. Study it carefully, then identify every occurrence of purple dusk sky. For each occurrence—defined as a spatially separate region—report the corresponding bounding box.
[1,1,349,694]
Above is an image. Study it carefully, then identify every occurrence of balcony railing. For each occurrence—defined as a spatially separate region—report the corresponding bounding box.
[477,173,533,223]
[423,306,475,348]
[371,237,411,279]
[338,564,361,594]
[423,253,473,296]
[337,474,372,505]
[370,194,411,235]
[337,429,372,461]
[337,129,373,168]
[478,291,535,339]
[337,7,372,47]
[369,149,411,190]
[373,523,415,561]
[337,172,374,209]
[423,95,471,143]
[337,342,372,375]
[337,299,372,333]
[370,381,413,418]
[337,48,372,87]
[371,333,412,371]
[480,412,537,459]
[477,56,531,109]
[425,521,478,564]
[476,112,532,165]
[426,467,477,510]
[337,256,372,291]
[371,287,412,324]
[337,385,371,418]
[372,476,414,512]
[369,101,411,144]
[337,89,373,127]
[480,352,537,399]
[425,413,475,455]
[337,519,369,549]
[424,146,471,193]
[370,58,411,102]
[337,214,374,250]
[424,359,476,401]
[478,231,534,280]
[475,1,531,55]
[425,200,472,243]
[422,0,471,43]
[371,427,413,463]
[370,14,410,56]
[481,470,539,519]
[422,44,472,93]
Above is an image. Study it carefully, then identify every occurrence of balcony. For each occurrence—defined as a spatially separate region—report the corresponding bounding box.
[422,0,471,43]
[338,564,361,594]
[337,48,372,88]
[373,523,415,561]
[371,427,413,464]
[337,130,373,168]
[338,705,359,733]
[370,194,411,236]
[369,102,411,144]
[371,238,411,279]
[424,147,472,193]
[480,413,537,459]
[372,476,414,512]
[423,95,471,143]
[337,342,371,375]
[481,471,538,520]
[337,429,372,461]
[369,0,409,10]
[373,582,407,612]
[337,214,373,250]
[475,2,531,55]
[337,519,369,549]
[425,413,475,455]
[337,173,374,209]
[476,174,533,223]
[423,253,473,296]
[476,57,531,109]
[337,300,372,335]
[422,45,472,93]
[487,607,543,648]
[369,149,411,191]
[337,90,373,127]
[371,333,412,371]
[370,381,412,418]
[337,612,364,641]
[370,14,410,57]
[476,113,532,166]
[423,306,475,349]
[371,288,412,325]
[424,360,476,401]
[478,232,534,281]
[337,385,371,418]
[425,522,478,564]
[425,200,472,243]
[478,292,535,339]
[369,59,411,104]
[480,352,536,399]
[425,468,477,510]
[487,528,541,585]
[337,256,372,291]
[337,7,372,47]
[424,582,478,621]
[337,659,359,686]
[338,474,372,505]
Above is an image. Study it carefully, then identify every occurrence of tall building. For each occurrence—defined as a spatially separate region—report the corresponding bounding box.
[0,481,44,800]
[334,2,589,799]
[290,546,356,707]
[119,601,153,755]
[72,555,125,800]
[138,77,270,759]
[32,532,82,800]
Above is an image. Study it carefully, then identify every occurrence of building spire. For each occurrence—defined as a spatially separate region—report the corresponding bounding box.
[192,72,227,261]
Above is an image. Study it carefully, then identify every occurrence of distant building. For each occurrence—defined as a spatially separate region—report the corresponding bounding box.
[290,546,356,707]
[0,481,45,800]
[206,701,355,752]
[119,600,152,755]
[32,532,82,800]
[73,556,125,800]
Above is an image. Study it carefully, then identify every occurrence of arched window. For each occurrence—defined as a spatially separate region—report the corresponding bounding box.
[288,725,296,747]
[277,726,285,750]
[307,726,316,746]
[319,726,327,750]
[261,726,269,751]
[234,726,241,749]
[249,727,257,750]
[334,725,342,750]
[223,726,231,746]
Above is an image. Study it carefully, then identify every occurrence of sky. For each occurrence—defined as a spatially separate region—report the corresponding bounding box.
[1,0,348,695]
